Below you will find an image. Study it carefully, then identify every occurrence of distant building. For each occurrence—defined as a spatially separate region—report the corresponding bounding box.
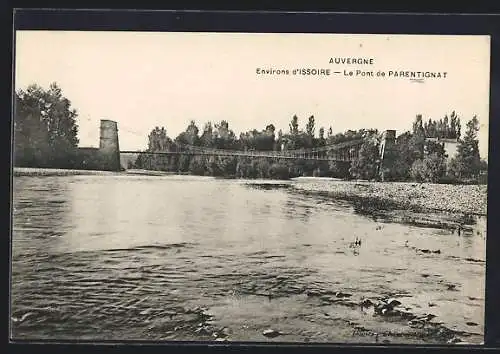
[441,139,459,160]
[425,137,459,161]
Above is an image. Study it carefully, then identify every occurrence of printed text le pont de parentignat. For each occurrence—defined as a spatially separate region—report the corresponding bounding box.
[255,56,448,79]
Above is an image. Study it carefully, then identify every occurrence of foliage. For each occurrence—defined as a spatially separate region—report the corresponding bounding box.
[410,114,426,161]
[131,112,484,184]
[327,161,350,179]
[269,163,291,179]
[410,153,446,183]
[383,132,413,181]
[14,83,80,168]
[407,137,447,183]
[349,134,380,180]
[447,116,481,179]
[239,125,275,151]
[423,111,461,139]
[390,113,482,184]
[132,114,389,180]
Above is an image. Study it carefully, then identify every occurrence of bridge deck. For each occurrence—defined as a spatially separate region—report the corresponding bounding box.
[120,150,349,161]
[120,138,364,162]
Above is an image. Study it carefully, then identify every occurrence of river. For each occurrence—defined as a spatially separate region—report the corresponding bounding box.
[11,174,486,344]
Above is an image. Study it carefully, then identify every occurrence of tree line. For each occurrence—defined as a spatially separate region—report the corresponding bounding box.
[14,83,121,170]
[422,111,461,140]
[131,115,382,180]
[14,83,81,168]
[132,113,486,183]
[383,114,486,183]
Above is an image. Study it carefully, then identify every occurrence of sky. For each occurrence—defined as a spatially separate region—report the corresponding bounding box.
[15,31,490,158]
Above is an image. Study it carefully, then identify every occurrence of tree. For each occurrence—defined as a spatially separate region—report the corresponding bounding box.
[449,111,461,139]
[318,127,326,147]
[214,120,237,149]
[200,122,215,147]
[269,163,290,179]
[263,125,276,150]
[449,115,481,179]
[185,120,200,145]
[424,118,433,138]
[148,127,171,151]
[283,115,303,151]
[327,161,350,179]
[305,115,315,137]
[385,131,414,181]
[14,83,80,168]
[450,112,457,139]
[410,115,426,161]
[14,91,50,167]
[410,153,446,183]
[443,115,449,139]
[218,156,238,176]
[189,156,206,175]
[349,135,380,180]
[144,126,174,171]
[265,124,275,135]
[289,115,299,135]
[480,159,488,172]
[174,120,200,164]
[425,140,446,157]
[304,115,316,149]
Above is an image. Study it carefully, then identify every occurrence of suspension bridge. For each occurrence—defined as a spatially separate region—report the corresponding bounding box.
[83,120,396,172]
[120,139,365,162]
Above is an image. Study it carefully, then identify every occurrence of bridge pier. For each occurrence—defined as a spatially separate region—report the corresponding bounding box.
[378,130,396,181]
[99,119,121,171]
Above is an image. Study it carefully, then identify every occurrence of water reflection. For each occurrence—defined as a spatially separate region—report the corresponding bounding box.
[283,199,312,222]
[12,177,73,257]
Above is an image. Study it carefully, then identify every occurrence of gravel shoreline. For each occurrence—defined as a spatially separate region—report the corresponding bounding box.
[292,179,487,216]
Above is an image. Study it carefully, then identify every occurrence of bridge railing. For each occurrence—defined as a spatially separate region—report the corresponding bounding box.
[177,138,364,154]
[120,138,365,161]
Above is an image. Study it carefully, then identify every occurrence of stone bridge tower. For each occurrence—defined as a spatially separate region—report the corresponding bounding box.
[99,119,121,171]
[378,130,396,181]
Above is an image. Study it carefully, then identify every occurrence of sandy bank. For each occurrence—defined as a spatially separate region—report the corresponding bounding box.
[292,179,487,216]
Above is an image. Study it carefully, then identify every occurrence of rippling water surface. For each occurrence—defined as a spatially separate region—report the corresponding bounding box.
[11,175,485,343]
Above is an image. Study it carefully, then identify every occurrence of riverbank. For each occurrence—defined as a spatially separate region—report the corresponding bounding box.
[124,169,178,176]
[13,168,487,216]
[13,167,120,177]
[292,178,487,216]
[13,167,193,177]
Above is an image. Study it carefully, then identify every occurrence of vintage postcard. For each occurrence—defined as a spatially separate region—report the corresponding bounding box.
[11,31,488,345]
